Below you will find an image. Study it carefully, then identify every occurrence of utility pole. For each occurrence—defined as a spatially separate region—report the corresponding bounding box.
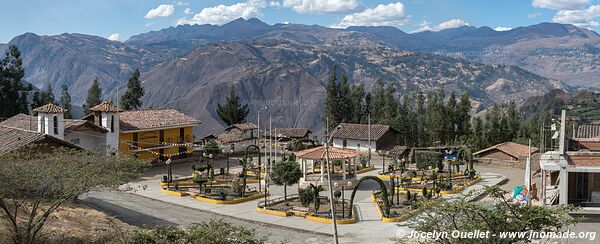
[368,113,372,167]
[325,117,340,244]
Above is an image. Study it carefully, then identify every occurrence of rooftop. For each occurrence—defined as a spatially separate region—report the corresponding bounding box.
[331,123,397,141]
[119,108,201,132]
[0,125,79,154]
[89,101,123,113]
[226,123,258,132]
[295,146,360,160]
[33,103,67,113]
[474,142,538,159]
[0,114,37,131]
[577,125,600,138]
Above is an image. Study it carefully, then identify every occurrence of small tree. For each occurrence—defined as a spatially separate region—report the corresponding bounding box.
[270,160,302,201]
[309,184,324,212]
[60,84,73,119]
[298,187,313,207]
[238,156,253,197]
[203,139,222,156]
[0,146,149,244]
[216,85,249,126]
[120,68,144,110]
[83,77,102,114]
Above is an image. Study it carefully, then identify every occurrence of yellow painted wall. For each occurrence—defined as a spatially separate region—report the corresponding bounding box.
[119,126,194,160]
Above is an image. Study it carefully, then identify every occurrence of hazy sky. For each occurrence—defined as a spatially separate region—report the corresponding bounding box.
[1,0,599,43]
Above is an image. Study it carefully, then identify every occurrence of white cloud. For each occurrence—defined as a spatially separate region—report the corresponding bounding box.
[283,0,360,14]
[184,8,193,14]
[494,27,512,31]
[176,1,265,25]
[107,33,122,41]
[269,1,281,7]
[552,5,600,28]
[145,4,175,19]
[528,12,542,18]
[532,0,589,10]
[334,2,409,28]
[412,19,469,33]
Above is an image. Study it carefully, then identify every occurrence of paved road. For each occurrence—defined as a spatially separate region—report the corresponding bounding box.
[80,191,332,244]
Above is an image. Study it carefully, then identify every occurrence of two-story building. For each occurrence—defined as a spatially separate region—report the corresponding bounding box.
[1,102,201,161]
[539,111,600,207]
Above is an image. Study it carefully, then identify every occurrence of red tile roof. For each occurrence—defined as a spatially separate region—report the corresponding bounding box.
[295,146,360,160]
[33,103,67,113]
[0,125,80,154]
[89,101,123,112]
[577,125,600,138]
[119,108,201,132]
[567,153,600,167]
[474,142,538,159]
[226,123,258,132]
[331,123,397,141]
[0,114,37,131]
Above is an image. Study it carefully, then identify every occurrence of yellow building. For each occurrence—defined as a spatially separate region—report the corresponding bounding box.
[86,102,201,160]
[117,108,201,160]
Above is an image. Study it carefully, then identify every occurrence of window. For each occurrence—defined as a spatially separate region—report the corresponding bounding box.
[40,117,46,133]
[98,114,102,127]
[343,139,347,147]
[53,116,58,134]
[110,115,114,133]
[70,138,80,144]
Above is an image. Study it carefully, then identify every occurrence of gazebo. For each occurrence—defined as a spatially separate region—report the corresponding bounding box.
[295,146,361,189]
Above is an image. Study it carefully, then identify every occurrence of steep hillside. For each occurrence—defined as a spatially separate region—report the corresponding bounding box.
[4,33,179,104]
[521,89,600,122]
[139,29,562,135]
[354,23,600,88]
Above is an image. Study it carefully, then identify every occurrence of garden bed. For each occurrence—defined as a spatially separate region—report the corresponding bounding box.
[371,190,442,222]
[256,195,356,224]
[401,176,481,194]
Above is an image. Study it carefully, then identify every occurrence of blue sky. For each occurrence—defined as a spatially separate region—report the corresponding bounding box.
[1,0,599,43]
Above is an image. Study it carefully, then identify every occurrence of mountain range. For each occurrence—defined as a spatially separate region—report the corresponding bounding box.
[1,18,597,134]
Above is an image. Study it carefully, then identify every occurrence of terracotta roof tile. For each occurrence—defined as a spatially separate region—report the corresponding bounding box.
[331,123,397,141]
[226,123,258,132]
[216,131,246,143]
[119,108,201,132]
[0,114,37,131]
[0,126,80,154]
[567,153,600,167]
[378,145,409,157]
[89,101,123,112]
[64,119,108,133]
[295,146,360,160]
[474,142,538,159]
[272,128,311,138]
[577,125,600,138]
[33,103,66,113]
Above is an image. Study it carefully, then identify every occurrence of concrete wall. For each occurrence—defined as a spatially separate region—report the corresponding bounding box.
[65,130,107,153]
[37,113,64,140]
[332,138,376,153]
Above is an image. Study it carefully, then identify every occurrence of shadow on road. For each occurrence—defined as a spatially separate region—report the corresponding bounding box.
[82,197,177,228]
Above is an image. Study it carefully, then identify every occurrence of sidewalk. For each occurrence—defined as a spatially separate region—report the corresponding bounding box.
[125,171,506,243]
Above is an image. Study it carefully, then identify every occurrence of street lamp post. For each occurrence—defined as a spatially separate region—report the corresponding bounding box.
[325,124,342,244]
[166,157,172,189]
[203,153,213,188]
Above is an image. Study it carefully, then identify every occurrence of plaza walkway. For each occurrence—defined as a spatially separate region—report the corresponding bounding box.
[118,170,506,243]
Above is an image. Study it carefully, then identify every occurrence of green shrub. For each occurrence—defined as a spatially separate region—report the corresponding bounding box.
[298,187,314,207]
[415,151,443,170]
